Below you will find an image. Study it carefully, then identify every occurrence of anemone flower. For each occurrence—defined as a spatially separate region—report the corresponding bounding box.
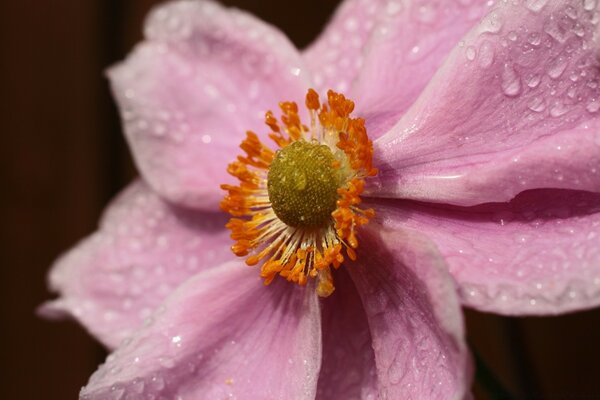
[42,0,600,399]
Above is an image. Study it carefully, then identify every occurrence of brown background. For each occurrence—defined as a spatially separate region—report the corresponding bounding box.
[1,1,599,399]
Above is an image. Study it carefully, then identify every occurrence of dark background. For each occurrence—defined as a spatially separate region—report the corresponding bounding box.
[1,1,599,399]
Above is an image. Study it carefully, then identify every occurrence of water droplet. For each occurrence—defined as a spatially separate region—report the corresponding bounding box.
[550,101,569,117]
[528,96,546,112]
[527,32,542,46]
[547,57,567,79]
[564,5,578,19]
[586,100,600,112]
[481,11,503,33]
[545,20,568,43]
[151,375,165,390]
[501,64,521,97]
[584,0,597,12]
[132,379,145,394]
[573,23,585,37]
[526,74,541,88]
[109,385,125,400]
[524,0,549,12]
[529,298,537,306]
[478,40,495,68]
[466,46,476,61]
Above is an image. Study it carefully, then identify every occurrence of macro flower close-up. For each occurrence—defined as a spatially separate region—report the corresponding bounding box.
[34,0,600,398]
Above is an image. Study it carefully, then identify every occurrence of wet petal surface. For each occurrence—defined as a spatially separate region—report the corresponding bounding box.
[372,0,600,205]
[80,261,321,400]
[41,181,231,349]
[109,0,309,209]
[348,224,471,399]
[375,190,600,314]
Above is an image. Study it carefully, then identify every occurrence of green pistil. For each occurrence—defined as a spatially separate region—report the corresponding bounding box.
[267,141,340,228]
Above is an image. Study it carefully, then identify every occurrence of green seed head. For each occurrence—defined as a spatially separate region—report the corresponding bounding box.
[267,141,340,228]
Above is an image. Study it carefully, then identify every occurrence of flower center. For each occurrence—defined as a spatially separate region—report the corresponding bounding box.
[267,141,340,228]
[220,89,378,297]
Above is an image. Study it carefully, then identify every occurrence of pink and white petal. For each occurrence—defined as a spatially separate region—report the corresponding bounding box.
[351,0,491,138]
[302,0,387,95]
[316,269,377,400]
[375,190,600,315]
[303,0,490,137]
[40,181,232,349]
[109,0,310,209]
[375,119,600,205]
[348,223,472,400]
[80,261,321,400]
[372,1,600,204]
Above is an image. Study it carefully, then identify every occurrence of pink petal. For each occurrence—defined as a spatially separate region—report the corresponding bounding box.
[371,1,600,205]
[109,0,309,209]
[316,269,377,400]
[351,0,491,137]
[302,0,386,94]
[348,224,472,399]
[40,181,232,349]
[375,190,600,314]
[80,261,322,400]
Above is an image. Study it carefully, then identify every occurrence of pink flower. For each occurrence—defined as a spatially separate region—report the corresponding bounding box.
[41,0,600,398]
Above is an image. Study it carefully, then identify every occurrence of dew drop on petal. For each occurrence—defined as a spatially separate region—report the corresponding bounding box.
[526,74,541,88]
[480,11,503,33]
[501,64,521,97]
[478,40,495,68]
[524,0,549,12]
[547,57,567,79]
[528,96,546,112]
[550,101,569,117]
[466,46,476,61]
[527,32,542,46]
[584,0,597,12]
[586,100,600,113]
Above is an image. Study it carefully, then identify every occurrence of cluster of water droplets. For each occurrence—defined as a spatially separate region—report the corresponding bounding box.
[308,0,490,93]
[80,286,322,400]
[461,0,600,123]
[117,0,306,148]
[354,240,460,397]
[451,190,600,313]
[51,183,231,348]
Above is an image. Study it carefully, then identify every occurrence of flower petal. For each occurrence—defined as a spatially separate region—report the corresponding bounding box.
[316,269,377,400]
[80,261,322,400]
[371,1,600,204]
[351,0,491,137]
[40,181,232,349]
[303,0,490,137]
[347,223,472,399]
[302,0,386,94]
[375,190,600,315]
[109,0,309,209]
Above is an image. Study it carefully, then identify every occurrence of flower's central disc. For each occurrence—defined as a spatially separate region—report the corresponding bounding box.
[221,89,378,297]
[267,141,339,228]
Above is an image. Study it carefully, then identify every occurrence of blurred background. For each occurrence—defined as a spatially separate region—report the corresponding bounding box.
[1,0,599,399]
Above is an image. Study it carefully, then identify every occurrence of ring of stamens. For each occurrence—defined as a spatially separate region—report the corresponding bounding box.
[220,89,377,297]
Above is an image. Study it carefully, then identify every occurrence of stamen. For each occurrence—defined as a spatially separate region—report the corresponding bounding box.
[220,89,377,297]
